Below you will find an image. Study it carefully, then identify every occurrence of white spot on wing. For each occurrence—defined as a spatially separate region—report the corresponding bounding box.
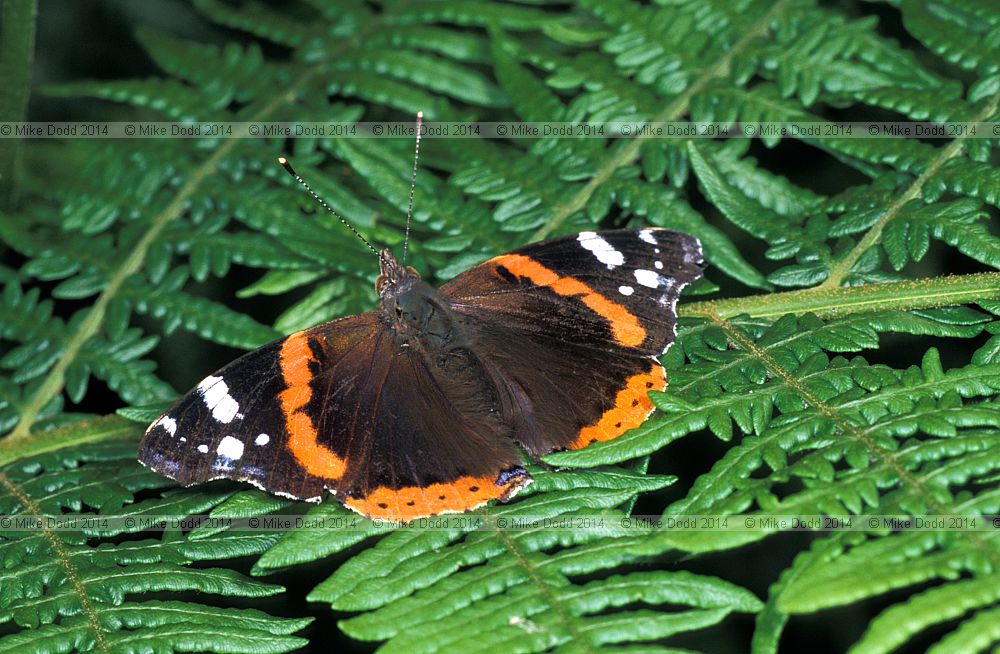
[197,375,218,391]
[685,245,701,264]
[197,375,241,424]
[217,435,244,461]
[197,444,209,454]
[638,229,657,244]
[654,261,663,270]
[634,269,660,288]
[255,433,270,446]
[155,415,177,436]
[618,285,634,296]
[578,232,625,269]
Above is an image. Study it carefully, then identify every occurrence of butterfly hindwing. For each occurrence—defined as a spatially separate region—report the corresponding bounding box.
[291,319,528,520]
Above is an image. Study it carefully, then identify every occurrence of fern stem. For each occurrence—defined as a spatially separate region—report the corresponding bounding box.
[531,0,791,241]
[4,150,237,442]
[820,90,1000,288]
[0,471,109,652]
[490,522,592,649]
[680,271,1000,320]
[4,82,317,445]
[0,0,37,208]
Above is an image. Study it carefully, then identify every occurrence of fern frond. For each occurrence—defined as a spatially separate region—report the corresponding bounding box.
[5,0,1000,651]
[0,432,307,652]
[262,467,762,652]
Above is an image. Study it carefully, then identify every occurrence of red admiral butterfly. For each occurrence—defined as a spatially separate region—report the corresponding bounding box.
[139,117,703,521]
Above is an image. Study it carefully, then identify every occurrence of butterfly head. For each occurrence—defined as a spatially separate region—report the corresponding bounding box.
[376,247,455,342]
[376,247,420,298]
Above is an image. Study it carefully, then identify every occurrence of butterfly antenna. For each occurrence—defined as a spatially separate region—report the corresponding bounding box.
[277,157,385,263]
[402,111,423,265]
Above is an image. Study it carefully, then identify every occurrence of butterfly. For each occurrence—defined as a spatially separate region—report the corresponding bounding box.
[139,119,703,521]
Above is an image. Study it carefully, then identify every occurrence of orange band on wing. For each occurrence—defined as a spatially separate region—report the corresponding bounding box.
[344,472,529,522]
[492,254,646,347]
[279,332,348,479]
[569,363,666,449]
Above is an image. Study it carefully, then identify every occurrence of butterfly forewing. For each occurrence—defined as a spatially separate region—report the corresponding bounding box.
[440,228,702,453]
[140,315,375,500]
[140,314,529,520]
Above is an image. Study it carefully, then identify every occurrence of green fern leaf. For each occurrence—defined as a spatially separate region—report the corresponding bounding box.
[0,428,308,652]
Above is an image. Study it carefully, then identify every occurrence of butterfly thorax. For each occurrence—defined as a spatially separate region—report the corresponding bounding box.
[376,248,465,350]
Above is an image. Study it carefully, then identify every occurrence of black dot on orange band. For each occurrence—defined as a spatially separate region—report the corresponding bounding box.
[469,485,479,492]
[406,500,415,506]
[568,364,666,451]
[378,502,388,509]
[496,266,518,284]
